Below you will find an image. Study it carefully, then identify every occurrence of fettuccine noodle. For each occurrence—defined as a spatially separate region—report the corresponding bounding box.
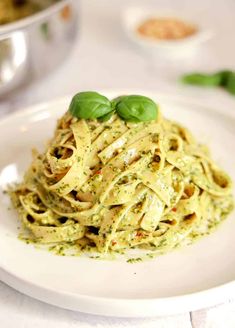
[10,107,234,255]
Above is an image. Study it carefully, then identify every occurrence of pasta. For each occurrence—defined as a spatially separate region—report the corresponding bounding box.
[9,96,234,257]
[0,0,39,25]
[0,1,57,25]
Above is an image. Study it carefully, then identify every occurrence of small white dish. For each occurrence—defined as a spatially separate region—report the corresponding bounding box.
[123,7,213,57]
[0,91,234,317]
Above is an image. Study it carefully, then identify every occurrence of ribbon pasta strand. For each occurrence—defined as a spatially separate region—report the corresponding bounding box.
[9,109,234,255]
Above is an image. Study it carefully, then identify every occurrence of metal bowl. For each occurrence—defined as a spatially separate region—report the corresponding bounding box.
[0,0,78,96]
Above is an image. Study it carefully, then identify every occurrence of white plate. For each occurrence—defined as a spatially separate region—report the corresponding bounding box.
[0,92,234,318]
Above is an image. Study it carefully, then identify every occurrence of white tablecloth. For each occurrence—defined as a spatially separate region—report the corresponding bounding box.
[1,0,235,327]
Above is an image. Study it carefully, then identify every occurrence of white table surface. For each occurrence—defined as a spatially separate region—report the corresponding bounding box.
[1,0,235,327]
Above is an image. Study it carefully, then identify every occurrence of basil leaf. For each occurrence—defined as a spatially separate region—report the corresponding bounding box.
[111,96,125,110]
[116,95,158,122]
[216,70,232,86]
[98,110,115,122]
[181,70,235,97]
[69,91,112,119]
[181,73,222,86]
[226,72,235,95]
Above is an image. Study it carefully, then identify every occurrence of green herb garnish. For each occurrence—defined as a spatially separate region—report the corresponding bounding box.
[116,95,158,122]
[111,96,125,109]
[127,257,143,264]
[98,110,115,122]
[226,72,235,95]
[181,73,222,86]
[69,92,158,123]
[69,91,113,119]
[181,70,235,96]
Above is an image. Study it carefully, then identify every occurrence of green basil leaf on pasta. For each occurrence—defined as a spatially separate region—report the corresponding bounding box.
[116,95,158,122]
[98,110,115,122]
[111,96,125,110]
[69,91,113,119]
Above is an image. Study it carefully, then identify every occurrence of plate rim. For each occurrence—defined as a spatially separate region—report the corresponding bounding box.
[1,264,235,317]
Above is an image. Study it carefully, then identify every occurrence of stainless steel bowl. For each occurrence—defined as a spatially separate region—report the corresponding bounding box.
[0,0,78,96]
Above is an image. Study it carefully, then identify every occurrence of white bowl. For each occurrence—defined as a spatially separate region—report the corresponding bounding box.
[123,7,213,58]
